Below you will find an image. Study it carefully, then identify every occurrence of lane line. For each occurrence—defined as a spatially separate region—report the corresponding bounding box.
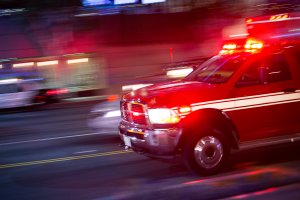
[73,150,97,154]
[0,150,133,169]
[0,132,115,146]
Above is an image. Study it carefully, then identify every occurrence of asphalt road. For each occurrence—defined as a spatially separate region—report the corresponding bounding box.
[0,101,299,200]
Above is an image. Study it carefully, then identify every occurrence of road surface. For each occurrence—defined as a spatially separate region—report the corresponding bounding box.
[0,101,299,199]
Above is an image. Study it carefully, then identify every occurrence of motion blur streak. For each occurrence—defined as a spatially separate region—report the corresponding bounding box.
[0,150,133,169]
[0,132,108,146]
[12,62,34,68]
[67,58,89,64]
[183,167,288,185]
[36,60,58,66]
[230,187,278,199]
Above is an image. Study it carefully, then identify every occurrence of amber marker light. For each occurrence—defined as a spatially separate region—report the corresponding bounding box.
[107,95,119,102]
[179,106,191,114]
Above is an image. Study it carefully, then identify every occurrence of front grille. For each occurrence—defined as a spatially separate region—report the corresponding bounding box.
[121,102,130,121]
[121,101,147,125]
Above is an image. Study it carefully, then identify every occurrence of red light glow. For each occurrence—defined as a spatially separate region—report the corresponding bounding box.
[231,187,278,199]
[46,88,68,96]
[107,95,119,102]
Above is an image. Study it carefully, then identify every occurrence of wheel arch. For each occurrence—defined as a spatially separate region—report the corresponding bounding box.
[178,108,240,150]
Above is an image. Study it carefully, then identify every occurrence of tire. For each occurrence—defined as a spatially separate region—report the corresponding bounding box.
[183,130,230,176]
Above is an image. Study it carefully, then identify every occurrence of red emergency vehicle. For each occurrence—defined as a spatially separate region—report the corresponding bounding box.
[119,13,300,175]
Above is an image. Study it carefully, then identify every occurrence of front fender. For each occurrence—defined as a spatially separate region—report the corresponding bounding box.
[178,108,239,150]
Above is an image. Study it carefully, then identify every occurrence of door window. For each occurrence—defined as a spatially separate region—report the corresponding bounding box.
[236,53,291,87]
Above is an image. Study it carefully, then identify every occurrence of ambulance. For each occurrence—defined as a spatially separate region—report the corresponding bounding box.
[119,13,300,175]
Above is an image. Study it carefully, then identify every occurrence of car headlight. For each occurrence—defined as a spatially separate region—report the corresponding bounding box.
[103,110,121,118]
[148,108,180,124]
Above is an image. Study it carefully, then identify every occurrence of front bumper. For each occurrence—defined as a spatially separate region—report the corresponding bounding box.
[119,121,182,157]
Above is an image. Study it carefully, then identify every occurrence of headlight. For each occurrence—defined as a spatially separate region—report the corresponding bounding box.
[148,108,180,124]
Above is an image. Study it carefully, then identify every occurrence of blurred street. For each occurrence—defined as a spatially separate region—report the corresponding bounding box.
[0,101,299,200]
[0,1,300,199]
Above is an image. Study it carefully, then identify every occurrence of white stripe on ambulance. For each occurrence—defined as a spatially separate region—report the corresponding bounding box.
[185,90,300,112]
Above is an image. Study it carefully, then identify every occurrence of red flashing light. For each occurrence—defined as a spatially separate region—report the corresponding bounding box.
[220,38,264,55]
[46,88,68,96]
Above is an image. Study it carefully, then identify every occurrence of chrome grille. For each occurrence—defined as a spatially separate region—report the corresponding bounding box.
[121,101,147,125]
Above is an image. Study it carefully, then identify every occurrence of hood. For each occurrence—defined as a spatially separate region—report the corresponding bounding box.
[122,80,226,108]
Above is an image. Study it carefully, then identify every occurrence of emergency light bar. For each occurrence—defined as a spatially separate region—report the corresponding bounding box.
[246,13,300,25]
[220,38,264,55]
[220,12,299,55]
[246,12,300,41]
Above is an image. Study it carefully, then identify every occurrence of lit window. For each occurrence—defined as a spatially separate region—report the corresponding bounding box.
[13,62,34,68]
[37,60,58,66]
[67,58,89,64]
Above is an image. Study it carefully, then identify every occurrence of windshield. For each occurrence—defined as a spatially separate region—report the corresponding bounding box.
[183,54,248,83]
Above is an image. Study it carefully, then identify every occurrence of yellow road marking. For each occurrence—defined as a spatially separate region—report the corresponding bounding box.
[0,150,133,169]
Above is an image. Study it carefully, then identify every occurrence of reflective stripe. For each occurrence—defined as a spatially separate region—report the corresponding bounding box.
[182,90,300,112]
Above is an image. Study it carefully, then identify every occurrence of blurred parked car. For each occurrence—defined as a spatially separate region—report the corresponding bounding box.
[0,72,69,110]
[0,77,41,109]
[34,88,69,104]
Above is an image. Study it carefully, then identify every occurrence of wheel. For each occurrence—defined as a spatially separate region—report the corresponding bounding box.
[183,131,229,176]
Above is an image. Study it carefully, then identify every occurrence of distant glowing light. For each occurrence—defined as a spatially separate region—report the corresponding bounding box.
[103,110,121,118]
[0,78,19,84]
[122,84,153,91]
[75,13,99,17]
[229,33,248,38]
[82,0,111,6]
[0,64,2,69]
[107,95,119,102]
[46,88,68,96]
[142,0,166,4]
[114,0,138,5]
[67,58,89,64]
[13,62,34,68]
[167,68,193,78]
[37,60,58,66]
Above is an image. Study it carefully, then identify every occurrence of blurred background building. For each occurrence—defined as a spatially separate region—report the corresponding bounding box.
[0,0,299,95]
